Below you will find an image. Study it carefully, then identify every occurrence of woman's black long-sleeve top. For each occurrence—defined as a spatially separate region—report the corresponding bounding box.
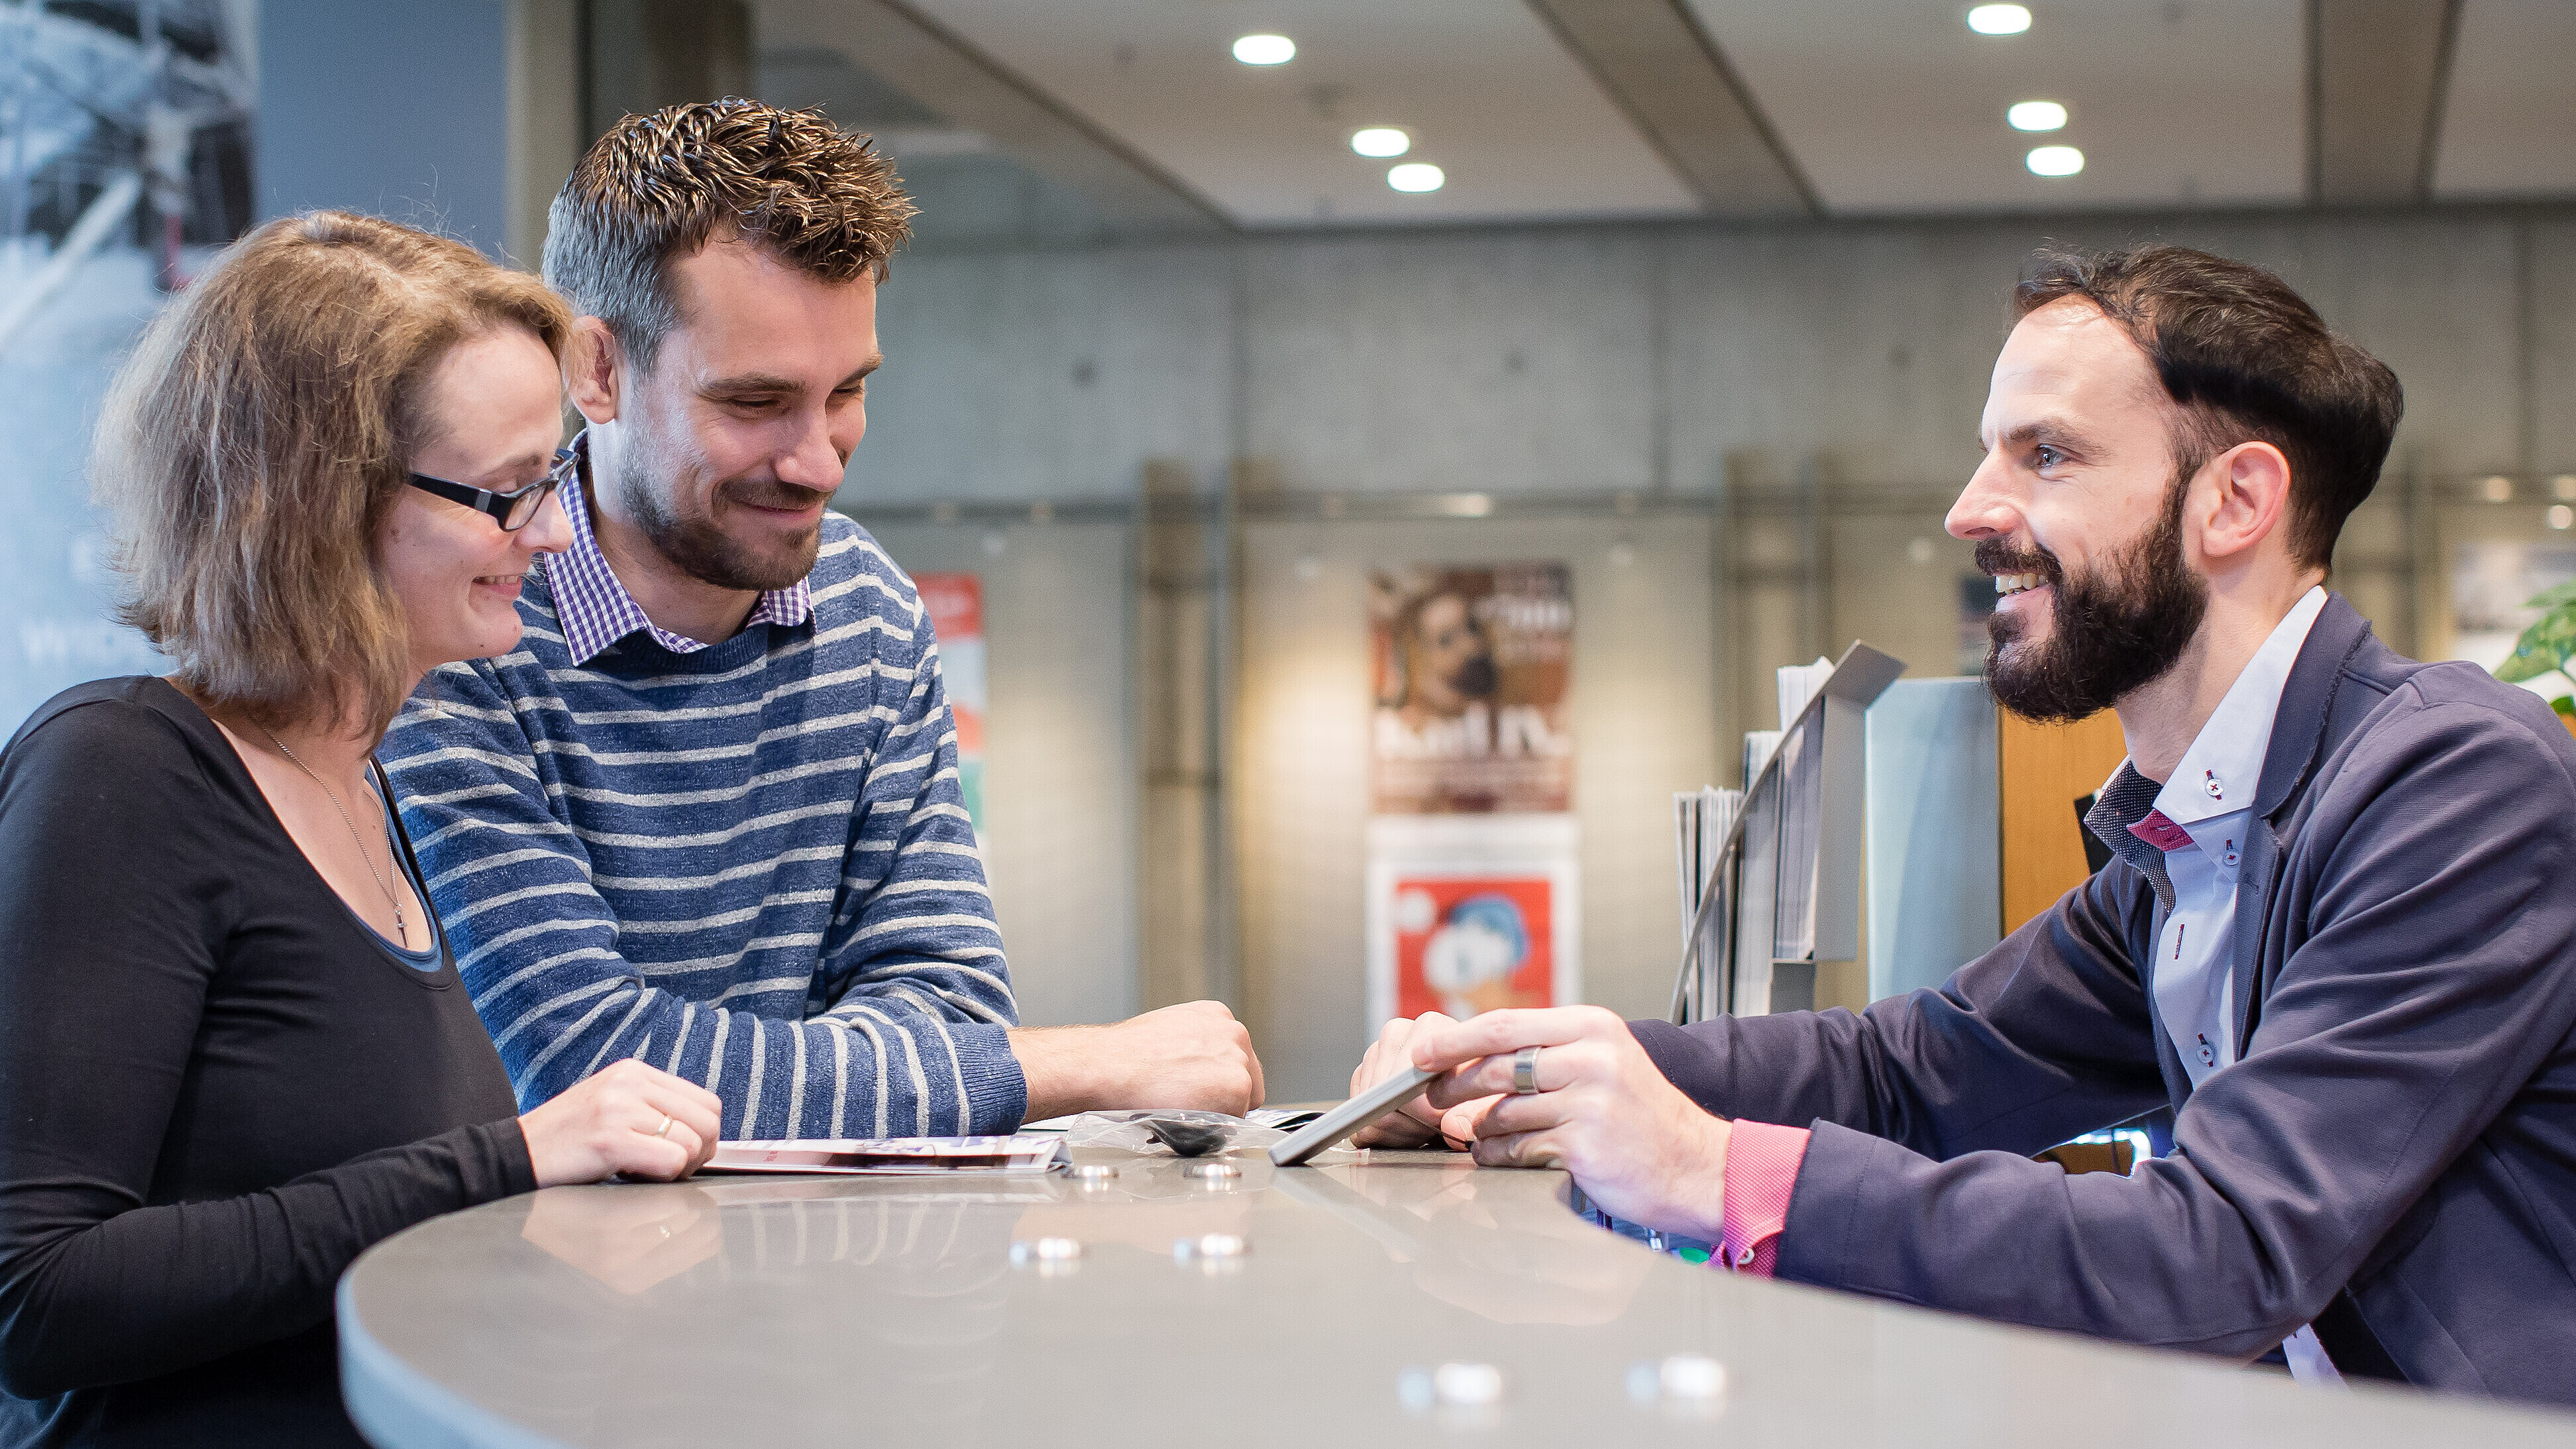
[0,678,535,1447]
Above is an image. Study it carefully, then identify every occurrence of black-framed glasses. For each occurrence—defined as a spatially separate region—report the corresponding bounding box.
[407,447,576,531]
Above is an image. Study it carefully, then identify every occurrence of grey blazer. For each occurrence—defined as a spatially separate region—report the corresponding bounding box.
[1632,594,2576,1407]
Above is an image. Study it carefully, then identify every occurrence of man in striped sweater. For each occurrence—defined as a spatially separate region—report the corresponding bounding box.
[383,101,1262,1139]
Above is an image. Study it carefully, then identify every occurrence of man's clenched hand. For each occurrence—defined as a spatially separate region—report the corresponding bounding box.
[1012,1000,1264,1120]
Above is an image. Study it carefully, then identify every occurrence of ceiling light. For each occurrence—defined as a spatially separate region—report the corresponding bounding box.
[2481,475,2515,502]
[1351,127,1411,158]
[1232,33,1294,65]
[2551,504,2573,531]
[2025,145,2084,177]
[1968,5,2032,34]
[1388,162,1444,193]
[2008,100,2067,132]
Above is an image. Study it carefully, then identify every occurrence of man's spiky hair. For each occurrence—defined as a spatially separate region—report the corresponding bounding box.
[543,98,916,371]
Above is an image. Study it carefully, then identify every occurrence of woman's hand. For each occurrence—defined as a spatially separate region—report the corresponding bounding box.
[1348,1012,1501,1150]
[519,1057,724,1187]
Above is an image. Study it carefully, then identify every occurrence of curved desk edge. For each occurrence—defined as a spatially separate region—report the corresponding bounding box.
[339,1273,570,1449]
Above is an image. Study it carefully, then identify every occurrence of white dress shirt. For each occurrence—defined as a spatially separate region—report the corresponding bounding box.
[2117,584,2341,1383]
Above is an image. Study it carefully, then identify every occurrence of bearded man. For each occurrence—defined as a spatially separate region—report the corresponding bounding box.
[384,101,1261,1142]
[1346,245,2576,1407]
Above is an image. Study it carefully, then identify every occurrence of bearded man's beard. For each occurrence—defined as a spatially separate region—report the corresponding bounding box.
[617,435,827,594]
[1978,474,2208,723]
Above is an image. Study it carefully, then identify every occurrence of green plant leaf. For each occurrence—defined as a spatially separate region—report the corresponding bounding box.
[2497,600,2576,683]
[2526,580,2576,612]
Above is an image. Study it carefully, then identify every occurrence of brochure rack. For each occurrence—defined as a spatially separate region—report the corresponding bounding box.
[1668,641,1905,1024]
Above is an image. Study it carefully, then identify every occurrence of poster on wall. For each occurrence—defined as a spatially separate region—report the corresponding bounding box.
[1,3,258,736]
[1369,562,1574,814]
[1364,817,1582,1032]
[1364,563,1578,1036]
[915,572,988,837]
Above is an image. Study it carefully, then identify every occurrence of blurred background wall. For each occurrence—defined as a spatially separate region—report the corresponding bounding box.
[7,0,2571,1099]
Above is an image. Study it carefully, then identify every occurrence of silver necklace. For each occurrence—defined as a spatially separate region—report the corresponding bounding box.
[262,728,411,947]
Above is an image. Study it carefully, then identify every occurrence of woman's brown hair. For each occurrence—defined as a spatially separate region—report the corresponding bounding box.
[95,210,572,739]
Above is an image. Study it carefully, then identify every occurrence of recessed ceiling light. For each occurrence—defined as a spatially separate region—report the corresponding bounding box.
[1232,33,1294,65]
[1351,127,1411,158]
[1968,5,2033,34]
[2025,145,2084,177]
[1387,162,1444,193]
[2007,100,2067,132]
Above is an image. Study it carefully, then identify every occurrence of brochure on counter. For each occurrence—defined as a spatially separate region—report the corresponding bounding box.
[704,1134,1070,1176]
[1020,1107,1326,1132]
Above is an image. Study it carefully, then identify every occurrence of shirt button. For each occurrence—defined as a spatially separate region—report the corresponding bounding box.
[2204,770,2224,799]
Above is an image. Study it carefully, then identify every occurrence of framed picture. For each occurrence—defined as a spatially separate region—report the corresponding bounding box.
[1364,815,1581,1036]
[1369,563,1573,814]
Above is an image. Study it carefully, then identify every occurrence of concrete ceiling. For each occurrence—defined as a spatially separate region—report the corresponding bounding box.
[1705,0,2306,214]
[748,0,2573,233]
[890,0,1701,227]
[2432,0,2576,200]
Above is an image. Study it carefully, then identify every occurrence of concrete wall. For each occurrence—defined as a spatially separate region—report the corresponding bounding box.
[257,0,511,254]
[855,247,1238,502]
[863,521,1138,1031]
[863,208,2576,502]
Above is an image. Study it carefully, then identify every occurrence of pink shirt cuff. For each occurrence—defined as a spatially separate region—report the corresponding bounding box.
[1718,1120,1810,1276]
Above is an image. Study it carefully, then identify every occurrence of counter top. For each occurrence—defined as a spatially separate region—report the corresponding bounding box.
[339,1148,2576,1448]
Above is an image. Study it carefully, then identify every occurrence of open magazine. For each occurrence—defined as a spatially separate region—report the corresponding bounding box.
[704,1135,1070,1176]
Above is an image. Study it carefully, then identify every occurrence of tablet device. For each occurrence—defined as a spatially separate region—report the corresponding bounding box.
[1266,1065,1440,1166]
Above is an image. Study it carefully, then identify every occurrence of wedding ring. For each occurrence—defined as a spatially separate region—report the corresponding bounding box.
[1512,1046,1542,1095]
[654,1112,675,1139]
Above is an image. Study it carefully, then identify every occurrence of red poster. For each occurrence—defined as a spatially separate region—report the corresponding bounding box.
[1388,874,1559,1020]
[913,572,987,833]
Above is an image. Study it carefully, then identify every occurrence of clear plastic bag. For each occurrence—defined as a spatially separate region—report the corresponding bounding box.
[1053,1110,1285,1156]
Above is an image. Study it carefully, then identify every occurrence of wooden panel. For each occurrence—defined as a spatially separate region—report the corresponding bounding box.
[1998,710,2130,934]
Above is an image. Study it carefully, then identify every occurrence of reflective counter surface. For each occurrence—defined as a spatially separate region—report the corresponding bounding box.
[339,1148,2576,1447]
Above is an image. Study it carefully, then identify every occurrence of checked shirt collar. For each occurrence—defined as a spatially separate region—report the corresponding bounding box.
[543,431,814,666]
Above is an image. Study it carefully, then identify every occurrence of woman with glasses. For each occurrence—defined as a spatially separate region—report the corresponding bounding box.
[0,211,723,1448]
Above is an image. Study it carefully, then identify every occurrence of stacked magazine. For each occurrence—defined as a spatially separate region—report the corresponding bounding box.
[704,1136,1070,1176]
[1673,647,1904,1022]
[1768,657,1837,966]
[1671,785,1744,1020]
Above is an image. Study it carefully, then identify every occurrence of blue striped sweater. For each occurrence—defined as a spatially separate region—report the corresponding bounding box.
[382,512,1024,1139]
